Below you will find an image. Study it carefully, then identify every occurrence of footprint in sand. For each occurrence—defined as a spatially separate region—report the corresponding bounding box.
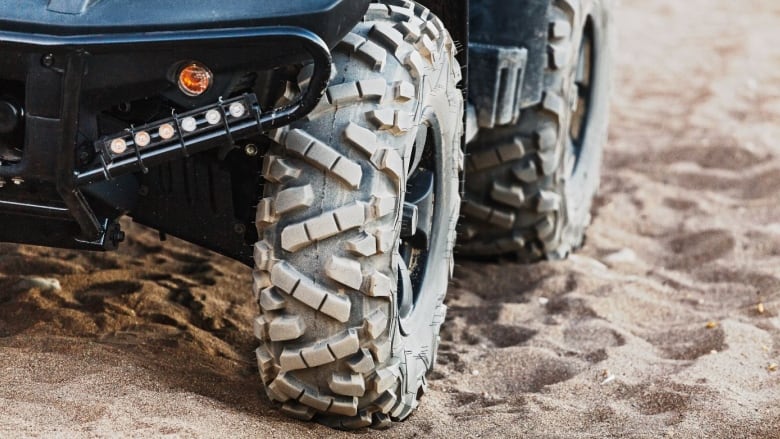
[74,280,144,314]
[657,145,763,171]
[474,348,584,394]
[667,167,780,200]
[485,324,538,348]
[614,381,705,418]
[563,320,626,355]
[642,324,726,361]
[691,268,780,308]
[76,280,142,299]
[0,256,83,276]
[545,295,600,319]
[662,197,699,212]
[666,229,735,269]
[619,144,780,201]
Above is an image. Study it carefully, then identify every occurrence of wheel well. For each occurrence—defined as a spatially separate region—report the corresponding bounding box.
[417,0,469,74]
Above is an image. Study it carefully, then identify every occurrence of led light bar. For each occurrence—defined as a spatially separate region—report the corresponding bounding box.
[96,94,258,167]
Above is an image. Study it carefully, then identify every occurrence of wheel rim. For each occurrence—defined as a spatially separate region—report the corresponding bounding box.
[397,123,439,330]
[568,17,596,171]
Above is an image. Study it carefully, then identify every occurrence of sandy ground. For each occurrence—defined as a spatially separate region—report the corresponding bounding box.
[2,0,780,437]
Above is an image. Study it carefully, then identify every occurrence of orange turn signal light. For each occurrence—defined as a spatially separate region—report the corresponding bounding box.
[178,62,213,97]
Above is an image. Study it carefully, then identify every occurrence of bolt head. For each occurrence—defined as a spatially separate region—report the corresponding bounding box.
[244,144,259,157]
[78,150,91,165]
[41,53,55,68]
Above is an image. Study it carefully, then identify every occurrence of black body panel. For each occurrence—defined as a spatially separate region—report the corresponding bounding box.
[0,0,370,48]
[131,152,260,265]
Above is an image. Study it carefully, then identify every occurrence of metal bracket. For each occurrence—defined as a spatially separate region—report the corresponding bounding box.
[57,50,106,243]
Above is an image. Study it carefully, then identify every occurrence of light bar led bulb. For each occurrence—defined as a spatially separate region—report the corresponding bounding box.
[110,138,127,154]
[229,102,246,118]
[134,131,151,147]
[181,117,197,132]
[205,109,221,125]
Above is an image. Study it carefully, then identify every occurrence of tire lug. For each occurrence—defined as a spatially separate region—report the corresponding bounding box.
[401,202,419,238]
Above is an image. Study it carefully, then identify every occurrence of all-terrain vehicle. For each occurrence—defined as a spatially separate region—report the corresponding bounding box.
[0,0,611,429]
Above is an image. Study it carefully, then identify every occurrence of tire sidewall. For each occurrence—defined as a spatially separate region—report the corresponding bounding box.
[391,56,463,419]
[560,0,614,251]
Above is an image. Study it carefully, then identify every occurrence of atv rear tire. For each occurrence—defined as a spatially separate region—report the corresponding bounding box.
[460,0,612,260]
[252,0,462,429]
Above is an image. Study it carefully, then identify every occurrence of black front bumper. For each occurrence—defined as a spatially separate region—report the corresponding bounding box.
[0,1,368,255]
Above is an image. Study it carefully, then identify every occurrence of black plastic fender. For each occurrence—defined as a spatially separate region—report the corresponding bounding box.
[470,0,549,109]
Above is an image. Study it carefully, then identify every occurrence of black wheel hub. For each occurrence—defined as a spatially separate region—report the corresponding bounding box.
[568,18,595,169]
[397,126,437,325]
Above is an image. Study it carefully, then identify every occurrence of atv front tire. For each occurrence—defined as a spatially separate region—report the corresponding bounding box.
[460,0,612,260]
[252,1,462,429]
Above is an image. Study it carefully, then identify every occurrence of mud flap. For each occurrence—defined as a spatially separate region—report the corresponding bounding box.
[468,43,528,129]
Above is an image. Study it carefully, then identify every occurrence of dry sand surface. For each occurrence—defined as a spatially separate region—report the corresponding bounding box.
[2,0,780,437]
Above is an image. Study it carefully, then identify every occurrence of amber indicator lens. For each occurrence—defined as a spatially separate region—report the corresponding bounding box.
[178,62,213,97]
